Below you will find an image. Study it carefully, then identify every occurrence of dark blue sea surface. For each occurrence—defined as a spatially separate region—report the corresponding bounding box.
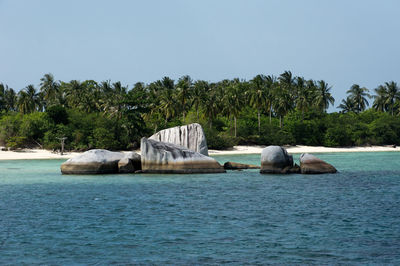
[1,152,400,264]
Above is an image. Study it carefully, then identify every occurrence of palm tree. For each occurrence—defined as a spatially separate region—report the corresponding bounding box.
[347,84,370,113]
[0,83,5,112]
[272,83,293,128]
[18,85,39,114]
[64,80,85,109]
[81,80,99,112]
[383,81,400,116]
[159,88,179,124]
[161,76,175,90]
[265,75,276,124]
[247,74,268,134]
[315,80,335,112]
[338,97,356,113]
[101,81,128,143]
[4,86,17,112]
[40,73,60,107]
[372,85,388,112]
[294,77,313,120]
[192,80,208,121]
[202,83,221,129]
[222,78,245,137]
[102,81,127,119]
[176,75,193,121]
[278,71,295,92]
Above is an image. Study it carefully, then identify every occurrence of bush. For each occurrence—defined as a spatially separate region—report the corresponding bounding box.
[46,105,68,124]
[91,127,119,150]
[6,136,27,149]
[323,125,352,147]
[0,113,22,146]
[204,128,237,150]
[19,112,51,145]
[369,116,400,145]
[43,124,73,150]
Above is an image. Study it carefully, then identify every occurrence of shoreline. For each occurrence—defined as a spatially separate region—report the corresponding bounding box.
[209,145,400,155]
[0,145,398,160]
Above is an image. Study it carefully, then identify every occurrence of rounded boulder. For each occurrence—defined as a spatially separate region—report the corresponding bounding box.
[61,149,125,174]
[300,153,337,174]
[260,146,294,174]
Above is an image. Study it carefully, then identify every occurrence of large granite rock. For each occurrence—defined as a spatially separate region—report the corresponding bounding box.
[149,123,209,156]
[141,137,225,174]
[224,161,260,170]
[300,153,337,174]
[260,146,296,174]
[118,152,141,173]
[61,149,126,174]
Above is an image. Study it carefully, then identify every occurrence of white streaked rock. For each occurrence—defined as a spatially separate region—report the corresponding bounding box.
[149,123,209,156]
[141,138,224,174]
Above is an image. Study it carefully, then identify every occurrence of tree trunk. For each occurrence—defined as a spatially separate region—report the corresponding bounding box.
[269,106,272,124]
[279,116,282,128]
[257,110,261,135]
[234,116,237,138]
[196,108,199,121]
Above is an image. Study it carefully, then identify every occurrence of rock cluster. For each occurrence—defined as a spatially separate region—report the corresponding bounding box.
[149,123,209,156]
[141,137,225,174]
[60,124,337,176]
[260,146,336,174]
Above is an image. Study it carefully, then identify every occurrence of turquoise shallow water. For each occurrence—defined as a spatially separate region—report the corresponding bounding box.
[1,152,400,264]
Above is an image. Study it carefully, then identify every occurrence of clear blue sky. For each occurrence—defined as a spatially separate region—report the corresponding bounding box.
[1,0,400,111]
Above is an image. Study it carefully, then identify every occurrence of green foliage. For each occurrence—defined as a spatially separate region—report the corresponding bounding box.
[0,112,22,146]
[323,125,352,147]
[43,124,72,150]
[91,128,119,150]
[2,73,400,150]
[19,112,51,143]
[204,127,237,150]
[6,136,27,149]
[369,115,400,145]
[46,105,68,124]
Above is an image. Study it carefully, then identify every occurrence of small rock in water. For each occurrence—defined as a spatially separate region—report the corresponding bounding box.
[299,153,337,174]
[223,161,260,170]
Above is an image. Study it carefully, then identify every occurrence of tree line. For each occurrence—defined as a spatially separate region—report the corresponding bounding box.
[1,72,400,150]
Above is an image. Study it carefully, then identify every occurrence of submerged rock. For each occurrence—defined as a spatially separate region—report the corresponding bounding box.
[223,161,260,170]
[61,149,125,174]
[260,146,295,174]
[141,138,225,174]
[300,153,337,174]
[149,123,209,156]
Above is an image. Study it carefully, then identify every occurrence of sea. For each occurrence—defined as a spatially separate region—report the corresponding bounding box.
[0,152,400,265]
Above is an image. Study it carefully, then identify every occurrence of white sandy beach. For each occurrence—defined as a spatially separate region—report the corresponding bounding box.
[0,145,399,160]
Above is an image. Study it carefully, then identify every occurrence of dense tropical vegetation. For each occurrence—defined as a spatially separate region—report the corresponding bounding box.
[1,72,400,151]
